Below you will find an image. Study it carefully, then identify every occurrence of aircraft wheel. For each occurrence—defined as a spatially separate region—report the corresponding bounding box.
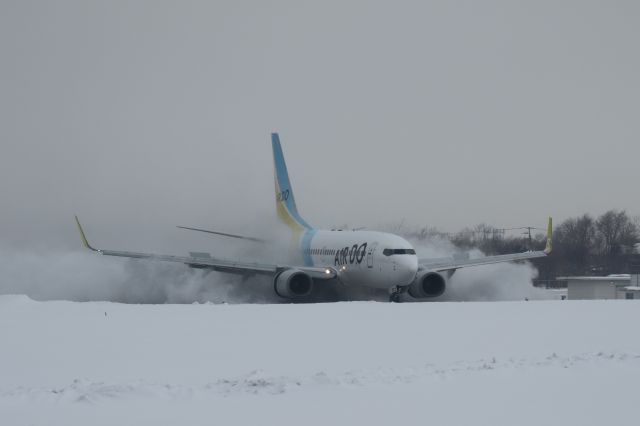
[389,286,402,303]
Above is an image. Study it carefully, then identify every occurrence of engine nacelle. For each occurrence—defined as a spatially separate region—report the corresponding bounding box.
[273,269,314,299]
[408,271,446,299]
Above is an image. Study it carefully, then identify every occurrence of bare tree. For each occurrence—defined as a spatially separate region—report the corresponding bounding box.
[545,214,596,275]
[556,215,595,259]
[450,227,475,250]
[389,211,639,279]
[595,210,639,256]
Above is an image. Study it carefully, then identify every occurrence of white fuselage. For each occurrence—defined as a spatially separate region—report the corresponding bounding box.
[300,230,419,290]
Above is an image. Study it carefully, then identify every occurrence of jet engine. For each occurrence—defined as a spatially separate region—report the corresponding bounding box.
[408,271,446,299]
[273,269,314,299]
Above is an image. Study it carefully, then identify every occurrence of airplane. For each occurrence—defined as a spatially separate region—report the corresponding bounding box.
[75,133,552,302]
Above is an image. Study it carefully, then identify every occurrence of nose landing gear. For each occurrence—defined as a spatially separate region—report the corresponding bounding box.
[388,285,406,303]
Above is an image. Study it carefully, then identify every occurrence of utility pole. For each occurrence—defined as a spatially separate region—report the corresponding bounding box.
[499,226,545,250]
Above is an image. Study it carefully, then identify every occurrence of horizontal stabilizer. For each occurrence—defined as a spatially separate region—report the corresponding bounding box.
[189,252,212,259]
[176,226,266,243]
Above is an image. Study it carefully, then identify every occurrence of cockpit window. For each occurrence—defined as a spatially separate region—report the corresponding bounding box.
[383,248,416,256]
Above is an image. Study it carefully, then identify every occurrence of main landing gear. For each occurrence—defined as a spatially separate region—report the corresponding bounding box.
[389,285,405,303]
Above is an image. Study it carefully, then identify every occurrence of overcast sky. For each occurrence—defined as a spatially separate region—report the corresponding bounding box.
[1,1,639,251]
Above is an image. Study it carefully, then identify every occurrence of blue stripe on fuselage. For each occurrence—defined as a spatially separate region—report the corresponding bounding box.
[301,229,317,266]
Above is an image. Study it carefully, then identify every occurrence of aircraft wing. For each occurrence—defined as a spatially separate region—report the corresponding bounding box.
[420,217,553,273]
[421,250,548,272]
[75,216,337,280]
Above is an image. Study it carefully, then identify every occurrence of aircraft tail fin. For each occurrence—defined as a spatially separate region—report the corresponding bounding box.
[271,133,313,232]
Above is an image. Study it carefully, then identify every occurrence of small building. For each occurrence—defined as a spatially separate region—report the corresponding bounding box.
[557,275,640,300]
[621,286,640,300]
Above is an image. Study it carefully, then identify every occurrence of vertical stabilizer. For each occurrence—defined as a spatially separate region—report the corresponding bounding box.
[272,133,313,233]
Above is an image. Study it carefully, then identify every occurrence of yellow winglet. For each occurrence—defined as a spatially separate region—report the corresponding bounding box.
[75,215,98,252]
[544,217,553,254]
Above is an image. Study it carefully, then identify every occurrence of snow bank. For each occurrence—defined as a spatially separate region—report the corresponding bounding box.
[1,297,639,425]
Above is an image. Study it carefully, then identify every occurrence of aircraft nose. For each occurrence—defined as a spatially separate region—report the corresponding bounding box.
[398,255,419,285]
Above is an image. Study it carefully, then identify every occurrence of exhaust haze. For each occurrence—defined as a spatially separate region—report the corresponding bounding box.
[0,236,546,304]
[0,245,279,304]
[411,237,547,302]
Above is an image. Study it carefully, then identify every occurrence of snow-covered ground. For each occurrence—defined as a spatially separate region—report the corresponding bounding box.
[2,295,639,425]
